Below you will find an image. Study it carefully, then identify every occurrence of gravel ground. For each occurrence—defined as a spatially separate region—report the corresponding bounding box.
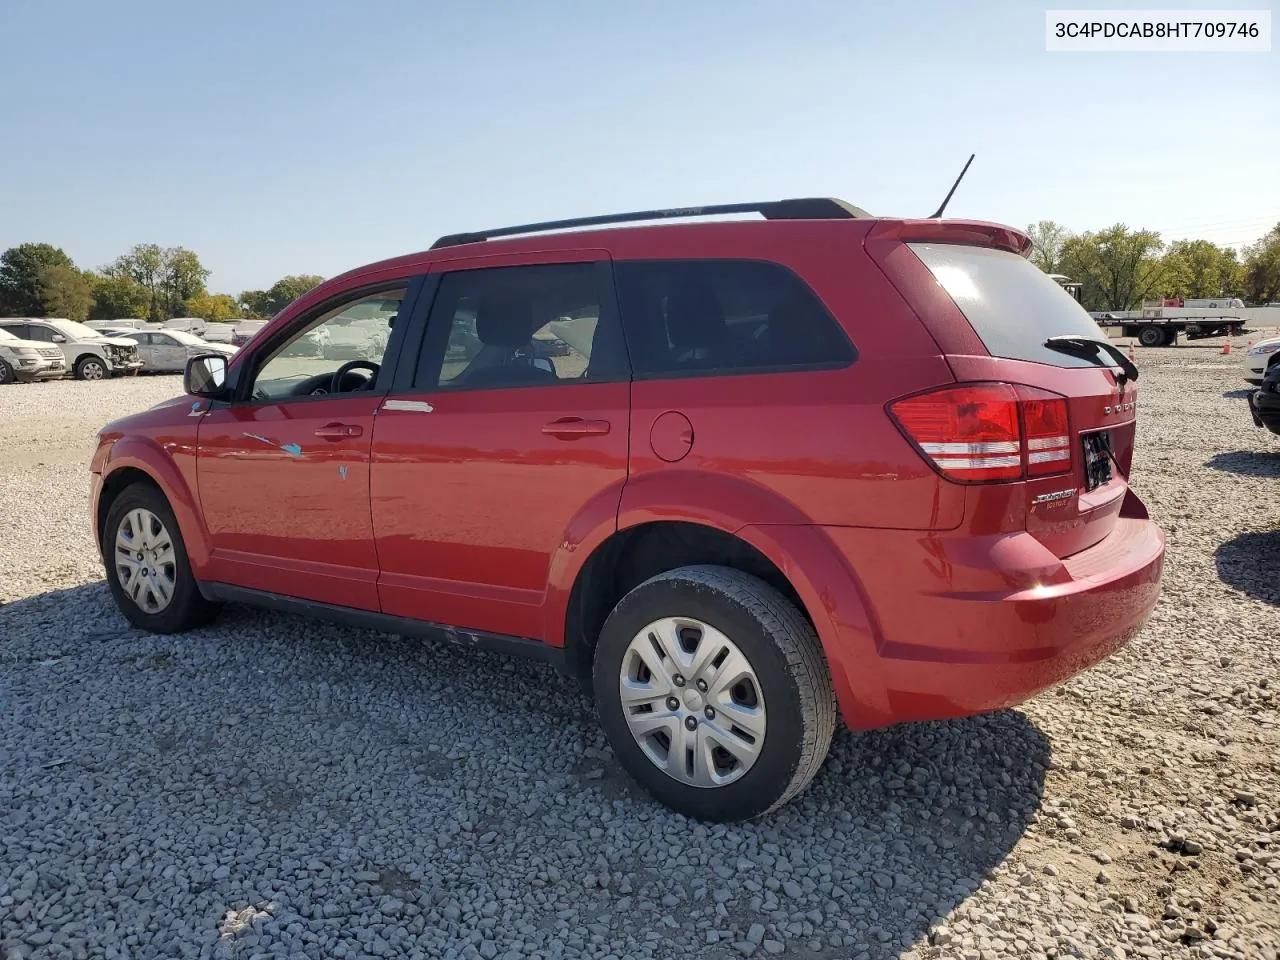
[1,347,1278,960]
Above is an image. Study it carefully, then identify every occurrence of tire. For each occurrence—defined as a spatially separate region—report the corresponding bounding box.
[1137,326,1164,348]
[0,359,14,385]
[75,355,108,381]
[593,565,836,822]
[102,482,219,633]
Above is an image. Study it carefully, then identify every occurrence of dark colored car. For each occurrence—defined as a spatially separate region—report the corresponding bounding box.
[1250,362,1280,435]
[90,198,1165,822]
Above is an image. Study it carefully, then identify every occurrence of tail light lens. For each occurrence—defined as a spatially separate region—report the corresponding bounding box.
[890,382,1072,483]
[1017,386,1071,477]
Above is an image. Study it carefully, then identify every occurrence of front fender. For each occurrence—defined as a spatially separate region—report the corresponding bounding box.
[102,437,213,576]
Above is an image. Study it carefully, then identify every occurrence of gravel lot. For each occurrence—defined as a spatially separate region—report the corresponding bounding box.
[1,348,1278,960]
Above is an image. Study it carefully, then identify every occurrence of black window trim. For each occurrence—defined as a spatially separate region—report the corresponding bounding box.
[223,276,427,407]
[612,257,857,383]
[392,259,629,396]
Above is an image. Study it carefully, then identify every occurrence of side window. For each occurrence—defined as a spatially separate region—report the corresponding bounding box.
[249,288,405,401]
[0,324,23,339]
[24,325,54,342]
[614,260,855,378]
[416,262,624,390]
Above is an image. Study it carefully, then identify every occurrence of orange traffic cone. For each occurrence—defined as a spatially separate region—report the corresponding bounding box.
[1221,335,1231,355]
[1127,344,1136,363]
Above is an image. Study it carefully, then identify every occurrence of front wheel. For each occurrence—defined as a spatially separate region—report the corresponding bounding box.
[76,356,108,381]
[103,483,219,633]
[593,565,836,822]
[0,359,14,385]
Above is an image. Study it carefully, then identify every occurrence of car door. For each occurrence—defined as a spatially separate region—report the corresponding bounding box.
[130,332,159,369]
[195,282,417,610]
[370,255,630,640]
[151,332,188,371]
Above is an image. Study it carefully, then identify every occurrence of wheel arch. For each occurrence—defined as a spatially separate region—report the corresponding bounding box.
[97,441,212,574]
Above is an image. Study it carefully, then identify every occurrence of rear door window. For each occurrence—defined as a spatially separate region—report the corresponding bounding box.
[614,259,855,378]
[909,243,1108,368]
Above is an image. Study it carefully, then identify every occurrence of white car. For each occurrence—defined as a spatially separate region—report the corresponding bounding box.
[1244,336,1280,385]
[0,327,67,383]
[0,318,143,380]
[86,318,151,332]
[163,317,209,336]
[201,323,237,344]
[118,329,237,373]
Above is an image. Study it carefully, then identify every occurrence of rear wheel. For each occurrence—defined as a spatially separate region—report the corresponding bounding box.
[593,565,836,822]
[1138,326,1164,348]
[103,483,218,633]
[76,355,108,380]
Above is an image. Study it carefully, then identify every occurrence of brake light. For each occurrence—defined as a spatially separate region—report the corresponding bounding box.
[889,382,1072,483]
[1017,386,1071,477]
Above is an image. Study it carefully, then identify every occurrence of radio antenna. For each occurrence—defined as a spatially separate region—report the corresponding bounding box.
[928,153,975,218]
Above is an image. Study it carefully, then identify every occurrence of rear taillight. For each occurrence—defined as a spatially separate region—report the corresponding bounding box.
[1016,386,1071,477]
[890,382,1072,484]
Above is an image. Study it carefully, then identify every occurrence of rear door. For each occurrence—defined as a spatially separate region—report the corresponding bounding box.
[879,234,1136,558]
[369,255,630,641]
[152,333,188,371]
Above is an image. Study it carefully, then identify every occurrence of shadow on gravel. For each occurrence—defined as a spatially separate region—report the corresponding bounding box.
[1215,530,1280,606]
[1222,389,1255,399]
[1204,450,1280,477]
[1,588,1049,960]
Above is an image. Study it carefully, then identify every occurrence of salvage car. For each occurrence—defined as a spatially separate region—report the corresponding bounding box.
[116,329,237,373]
[0,317,142,380]
[0,326,67,383]
[90,199,1165,821]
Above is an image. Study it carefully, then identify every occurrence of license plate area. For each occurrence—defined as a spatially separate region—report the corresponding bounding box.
[1082,430,1113,491]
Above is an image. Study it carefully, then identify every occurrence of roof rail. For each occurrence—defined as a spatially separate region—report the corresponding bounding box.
[429,197,871,250]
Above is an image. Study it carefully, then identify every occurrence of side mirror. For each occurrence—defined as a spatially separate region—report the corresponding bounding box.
[52,334,67,343]
[185,354,229,398]
[533,357,555,374]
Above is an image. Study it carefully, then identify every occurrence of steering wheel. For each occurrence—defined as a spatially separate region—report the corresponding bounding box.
[330,360,380,394]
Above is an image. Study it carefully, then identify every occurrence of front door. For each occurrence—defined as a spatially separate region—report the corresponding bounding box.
[371,257,631,640]
[150,333,188,371]
[195,286,409,610]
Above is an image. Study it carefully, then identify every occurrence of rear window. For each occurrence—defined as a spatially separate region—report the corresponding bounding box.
[909,243,1108,368]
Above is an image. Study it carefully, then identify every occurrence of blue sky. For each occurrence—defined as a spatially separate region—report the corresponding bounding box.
[1,0,1276,294]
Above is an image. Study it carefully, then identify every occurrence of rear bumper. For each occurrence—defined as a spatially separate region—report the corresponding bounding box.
[819,491,1164,727]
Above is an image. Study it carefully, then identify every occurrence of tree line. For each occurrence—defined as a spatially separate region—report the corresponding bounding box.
[0,242,324,323]
[1027,220,1280,311]
[5,221,1279,324]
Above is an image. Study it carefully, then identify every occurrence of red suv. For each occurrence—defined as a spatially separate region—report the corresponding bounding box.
[90,200,1164,822]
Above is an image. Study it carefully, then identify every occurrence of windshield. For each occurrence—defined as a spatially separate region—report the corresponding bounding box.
[909,243,1110,368]
[48,319,105,340]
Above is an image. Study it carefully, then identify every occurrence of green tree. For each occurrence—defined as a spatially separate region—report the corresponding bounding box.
[88,271,152,320]
[0,243,76,315]
[240,275,325,319]
[1242,223,1280,304]
[109,244,211,319]
[38,265,93,321]
[1058,225,1169,311]
[1026,220,1071,274]
[267,274,325,313]
[1161,239,1242,299]
[186,292,241,321]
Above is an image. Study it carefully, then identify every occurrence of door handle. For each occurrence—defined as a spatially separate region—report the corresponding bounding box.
[314,423,363,440]
[542,417,611,440]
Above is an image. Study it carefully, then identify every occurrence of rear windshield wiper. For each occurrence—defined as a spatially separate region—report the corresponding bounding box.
[1044,335,1139,385]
